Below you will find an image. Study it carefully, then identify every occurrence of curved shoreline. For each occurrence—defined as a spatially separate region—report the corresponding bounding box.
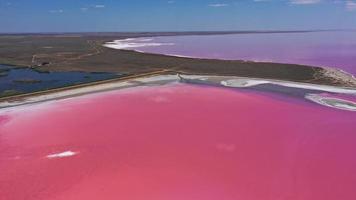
[1,73,355,111]
[103,36,356,82]
[1,32,356,101]
[305,94,356,111]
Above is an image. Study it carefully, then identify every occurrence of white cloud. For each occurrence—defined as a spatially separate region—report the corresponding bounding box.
[209,3,229,7]
[49,9,64,14]
[257,0,356,12]
[289,0,321,4]
[346,0,356,10]
[333,0,344,3]
[94,5,105,8]
[80,4,105,12]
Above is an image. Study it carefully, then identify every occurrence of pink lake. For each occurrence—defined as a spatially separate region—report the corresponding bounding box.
[112,31,356,75]
[1,83,356,200]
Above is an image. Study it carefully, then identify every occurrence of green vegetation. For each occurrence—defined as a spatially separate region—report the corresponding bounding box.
[0,90,23,98]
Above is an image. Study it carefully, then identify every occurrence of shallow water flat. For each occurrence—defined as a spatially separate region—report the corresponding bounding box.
[0,83,356,200]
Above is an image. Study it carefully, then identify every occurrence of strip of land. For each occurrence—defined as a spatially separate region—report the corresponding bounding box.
[0,31,355,102]
[1,73,356,110]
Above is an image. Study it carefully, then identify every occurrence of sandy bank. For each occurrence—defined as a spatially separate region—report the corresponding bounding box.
[1,74,356,112]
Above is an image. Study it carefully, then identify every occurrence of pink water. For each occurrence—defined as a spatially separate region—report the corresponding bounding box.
[132,31,356,75]
[1,83,356,200]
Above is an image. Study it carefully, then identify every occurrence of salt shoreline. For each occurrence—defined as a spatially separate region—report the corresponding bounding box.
[103,37,356,83]
[0,74,355,112]
[103,38,174,50]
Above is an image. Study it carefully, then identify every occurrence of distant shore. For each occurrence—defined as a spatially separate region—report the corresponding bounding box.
[102,36,356,88]
[0,30,322,37]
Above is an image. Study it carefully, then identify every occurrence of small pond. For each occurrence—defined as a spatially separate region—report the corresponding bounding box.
[0,64,118,97]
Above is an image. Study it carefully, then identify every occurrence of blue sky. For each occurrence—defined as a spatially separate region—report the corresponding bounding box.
[0,0,355,33]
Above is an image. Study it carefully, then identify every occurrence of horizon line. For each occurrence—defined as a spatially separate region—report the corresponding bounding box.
[0,29,355,35]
